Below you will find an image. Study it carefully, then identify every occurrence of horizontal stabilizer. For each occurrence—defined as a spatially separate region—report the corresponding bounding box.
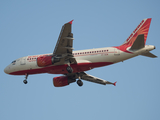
[130,34,144,50]
[141,52,157,58]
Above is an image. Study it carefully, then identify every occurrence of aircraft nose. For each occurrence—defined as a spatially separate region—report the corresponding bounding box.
[4,66,9,74]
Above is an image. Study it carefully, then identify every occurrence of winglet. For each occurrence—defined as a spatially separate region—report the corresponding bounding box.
[113,81,117,86]
[68,20,74,24]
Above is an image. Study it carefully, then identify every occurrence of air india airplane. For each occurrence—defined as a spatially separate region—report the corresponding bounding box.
[4,18,157,87]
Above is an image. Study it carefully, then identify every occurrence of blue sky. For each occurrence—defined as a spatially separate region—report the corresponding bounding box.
[0,0,160,120]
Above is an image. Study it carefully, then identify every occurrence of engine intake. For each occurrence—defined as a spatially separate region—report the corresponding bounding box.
[53,76,76,87]
[37,55,60,67]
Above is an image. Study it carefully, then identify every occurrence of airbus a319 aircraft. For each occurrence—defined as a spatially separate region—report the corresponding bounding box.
[4,18,157,87]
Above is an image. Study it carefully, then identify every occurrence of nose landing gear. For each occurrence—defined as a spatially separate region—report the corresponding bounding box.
[23,73,28,84]
[23,80,28,84]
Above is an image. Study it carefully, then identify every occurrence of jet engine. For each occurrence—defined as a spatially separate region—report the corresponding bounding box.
[53,76,76,87]
[37,55,60,67]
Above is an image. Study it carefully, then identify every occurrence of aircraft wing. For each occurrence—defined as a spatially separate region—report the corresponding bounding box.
[79,72,116,86]
[53,20,77,64]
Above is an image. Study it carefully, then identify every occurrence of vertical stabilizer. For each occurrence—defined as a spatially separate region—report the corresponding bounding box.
[122,18,152,47]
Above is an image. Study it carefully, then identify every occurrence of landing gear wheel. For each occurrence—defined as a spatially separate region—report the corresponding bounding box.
[77,80,83,87]
[23,80,28,84]
[66,66,73,73]
[23,73,28,84]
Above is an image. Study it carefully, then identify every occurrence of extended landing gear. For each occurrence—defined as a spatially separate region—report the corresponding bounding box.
[23,73,28,84]
[76,73,83,87]
[66,66,73,73]
[77,80,83,87]
[23,80,28,84]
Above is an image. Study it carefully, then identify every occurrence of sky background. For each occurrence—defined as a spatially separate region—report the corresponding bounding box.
[0,0,160,120]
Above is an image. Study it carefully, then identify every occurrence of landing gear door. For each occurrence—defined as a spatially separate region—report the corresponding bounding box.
[20,57,26,65]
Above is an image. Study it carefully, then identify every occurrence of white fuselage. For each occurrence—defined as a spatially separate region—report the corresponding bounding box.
[4,45,155,75]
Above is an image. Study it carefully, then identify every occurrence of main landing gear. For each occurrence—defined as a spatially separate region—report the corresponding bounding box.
[23,73,28,84]
[77,79,83,87]
[66,66,73,73]
[76,75,83,87]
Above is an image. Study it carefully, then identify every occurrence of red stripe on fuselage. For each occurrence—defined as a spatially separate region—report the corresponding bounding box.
[9,62,113,75]
[114,45,133,54]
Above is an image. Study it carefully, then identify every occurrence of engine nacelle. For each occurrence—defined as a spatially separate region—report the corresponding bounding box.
[37,55,60,67]
[53,76,76,87]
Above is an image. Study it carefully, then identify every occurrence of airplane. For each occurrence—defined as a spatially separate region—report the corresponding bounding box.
[4,18,157,87]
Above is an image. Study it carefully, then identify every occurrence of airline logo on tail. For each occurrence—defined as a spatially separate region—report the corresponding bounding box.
[122,18,152,46]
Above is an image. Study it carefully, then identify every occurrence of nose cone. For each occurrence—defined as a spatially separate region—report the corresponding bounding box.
[4,66,9,74]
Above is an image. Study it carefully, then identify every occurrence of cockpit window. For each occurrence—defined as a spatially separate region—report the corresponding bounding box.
[11,60,16,65]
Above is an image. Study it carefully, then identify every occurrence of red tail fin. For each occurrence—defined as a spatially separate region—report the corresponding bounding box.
[122,18,152,46]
